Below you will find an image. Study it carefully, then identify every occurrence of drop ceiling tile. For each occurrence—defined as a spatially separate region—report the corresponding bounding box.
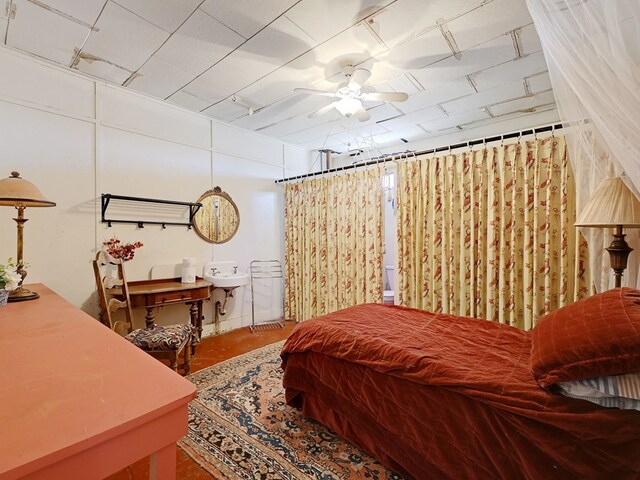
[231,16,317,80]
[382,74,422,96]
[234,94,335,130]
[154,9,244,76]
[526,71,552,93]
[427,108,560,146]
[447,0,533,52]
[127,56,194,99]
[352,103,402,125]
[235,67,309,108]
[201,0,298,39]
[283,121,341,144]
[7,0,89,65]
[490,90,555,116]
[258,112,334,139]
[285,0,392,44]
[518,23,542,55]
[166,90,212,111]
[73,55,132,84]
[411,34,515,88]
[442,80,526,114]
[113,0,202,32]
[473,51,548,91]
[183,56,258,104]
[371,0,485,49]
[202,96,258,122]
[420,108,491,132]
[375,27,450,72]
[370,124,428,147]
[30,0,105,25]
[397,78,475,114]
[80,1,170,71]
[377,105,445,131]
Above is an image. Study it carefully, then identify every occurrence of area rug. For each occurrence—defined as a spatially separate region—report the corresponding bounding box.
[179,341,403,480]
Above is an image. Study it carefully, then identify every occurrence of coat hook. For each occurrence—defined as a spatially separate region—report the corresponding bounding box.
[138,221,144,229]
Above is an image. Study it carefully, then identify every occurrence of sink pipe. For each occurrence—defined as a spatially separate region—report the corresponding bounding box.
[214,287,234,334]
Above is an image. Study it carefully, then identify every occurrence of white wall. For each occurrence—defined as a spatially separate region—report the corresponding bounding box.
[0,46,312,334]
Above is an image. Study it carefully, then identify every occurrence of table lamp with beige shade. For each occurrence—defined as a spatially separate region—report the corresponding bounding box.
[575,177,640,288]
[0,171,56,301]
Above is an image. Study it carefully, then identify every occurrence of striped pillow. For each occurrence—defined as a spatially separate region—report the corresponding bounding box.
[558,372,640,410]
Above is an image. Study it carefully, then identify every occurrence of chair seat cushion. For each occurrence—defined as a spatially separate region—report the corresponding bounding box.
[126,324,192,351]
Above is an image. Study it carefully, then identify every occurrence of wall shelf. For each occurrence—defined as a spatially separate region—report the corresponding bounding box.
[101,193,202,229]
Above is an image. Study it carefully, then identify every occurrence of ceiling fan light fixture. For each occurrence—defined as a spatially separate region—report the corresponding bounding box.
[335,97,362,117]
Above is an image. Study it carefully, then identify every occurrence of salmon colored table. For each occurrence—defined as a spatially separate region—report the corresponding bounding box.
[0,284,196,480]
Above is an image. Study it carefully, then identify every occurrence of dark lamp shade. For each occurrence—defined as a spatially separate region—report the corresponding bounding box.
[0,171,56,207]
[575,177,640,228]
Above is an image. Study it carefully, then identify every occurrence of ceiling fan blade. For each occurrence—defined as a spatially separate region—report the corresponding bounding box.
[361,91,409,102]
[309,102,338,118]
[355,106,370,122]
[294,87,339,97]
[348,68,372,89]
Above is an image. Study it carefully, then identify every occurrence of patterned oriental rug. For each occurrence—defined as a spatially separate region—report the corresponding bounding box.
[179,341,403,480]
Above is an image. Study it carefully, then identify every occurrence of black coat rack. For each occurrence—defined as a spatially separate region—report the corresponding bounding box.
[101,194,202,229]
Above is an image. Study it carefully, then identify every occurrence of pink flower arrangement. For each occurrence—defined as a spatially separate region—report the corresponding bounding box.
[102,236,143,262]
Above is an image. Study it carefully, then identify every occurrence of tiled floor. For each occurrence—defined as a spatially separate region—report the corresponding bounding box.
[107,322,296,479]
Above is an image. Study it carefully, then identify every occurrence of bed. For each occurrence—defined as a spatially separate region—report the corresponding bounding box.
[280,288,640,479]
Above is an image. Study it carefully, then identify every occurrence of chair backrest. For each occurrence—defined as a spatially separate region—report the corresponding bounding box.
[93,251,134,336]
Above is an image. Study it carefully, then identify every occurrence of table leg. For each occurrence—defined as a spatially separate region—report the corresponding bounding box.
[197,300,203,344]
[145,307,156,328]
[188,301,199,355]
[149,442,176,480]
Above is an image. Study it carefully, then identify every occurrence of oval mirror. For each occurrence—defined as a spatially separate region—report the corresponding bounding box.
[193,187,239,244]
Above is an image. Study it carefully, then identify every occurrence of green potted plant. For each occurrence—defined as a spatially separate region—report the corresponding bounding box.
[0,259,21,306]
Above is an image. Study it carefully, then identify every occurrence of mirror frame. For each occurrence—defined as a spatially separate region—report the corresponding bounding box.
[193,186,240,244]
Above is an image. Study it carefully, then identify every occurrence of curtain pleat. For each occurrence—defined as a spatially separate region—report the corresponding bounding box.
[284,166,384,321]
[397,136,590,330]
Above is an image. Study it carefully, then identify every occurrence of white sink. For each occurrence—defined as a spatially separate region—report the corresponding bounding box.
[203,261,249,290]
[203,272,249,289]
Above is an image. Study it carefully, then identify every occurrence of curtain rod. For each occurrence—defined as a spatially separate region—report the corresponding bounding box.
[275,122,564,184]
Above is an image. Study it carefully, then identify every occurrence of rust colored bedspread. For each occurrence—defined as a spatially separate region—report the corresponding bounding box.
[280,304,640,480]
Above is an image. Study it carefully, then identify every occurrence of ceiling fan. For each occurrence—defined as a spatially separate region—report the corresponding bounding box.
[294,65,409,122]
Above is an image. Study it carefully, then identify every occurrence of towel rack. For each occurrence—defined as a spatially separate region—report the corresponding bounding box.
[250,260,286,332]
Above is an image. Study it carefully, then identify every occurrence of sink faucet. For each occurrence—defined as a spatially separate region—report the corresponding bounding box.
[233,265,238,274]
[211,267,220,276]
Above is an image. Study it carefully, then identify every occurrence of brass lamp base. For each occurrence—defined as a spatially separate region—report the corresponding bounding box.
[8,286,39,302]
[606,225,633,289]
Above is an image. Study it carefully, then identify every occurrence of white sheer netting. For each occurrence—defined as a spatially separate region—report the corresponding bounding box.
[527,0,640,290]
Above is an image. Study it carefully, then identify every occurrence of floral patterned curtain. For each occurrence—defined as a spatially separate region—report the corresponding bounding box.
[397,136,590,330]
[284,166,385,321]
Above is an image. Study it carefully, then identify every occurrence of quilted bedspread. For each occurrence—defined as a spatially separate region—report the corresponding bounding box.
[280,303,640,480]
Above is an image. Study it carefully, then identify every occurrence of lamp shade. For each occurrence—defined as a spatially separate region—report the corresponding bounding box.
[575,177,640,228]
[0,171,56,207]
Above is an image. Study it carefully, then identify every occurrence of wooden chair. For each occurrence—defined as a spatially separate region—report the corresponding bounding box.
[93,251,192,375]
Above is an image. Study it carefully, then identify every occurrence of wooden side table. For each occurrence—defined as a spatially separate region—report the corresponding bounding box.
[125,278,212,353]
